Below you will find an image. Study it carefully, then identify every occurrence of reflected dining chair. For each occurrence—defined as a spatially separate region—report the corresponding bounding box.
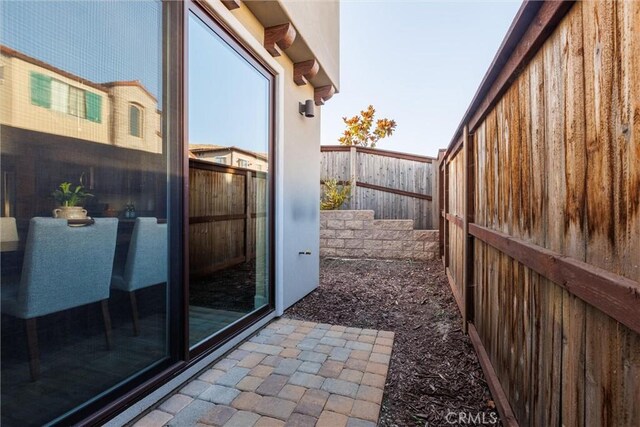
[111,217,167,336]
[1,217,118,381]
[0,217,19,242]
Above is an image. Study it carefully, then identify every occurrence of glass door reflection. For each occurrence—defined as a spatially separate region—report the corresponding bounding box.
[188,11,271,347]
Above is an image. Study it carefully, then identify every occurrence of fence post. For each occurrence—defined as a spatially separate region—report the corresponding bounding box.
[443,159,449,269]
[349,146,357,209]
[462,124,475,332]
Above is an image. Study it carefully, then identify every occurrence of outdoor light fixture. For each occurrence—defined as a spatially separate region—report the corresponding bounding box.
[299,99,315,118]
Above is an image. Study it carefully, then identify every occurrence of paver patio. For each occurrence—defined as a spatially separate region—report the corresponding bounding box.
[133,317,394,427]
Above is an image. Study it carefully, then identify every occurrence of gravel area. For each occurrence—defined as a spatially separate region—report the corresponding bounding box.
[285,257,498,426]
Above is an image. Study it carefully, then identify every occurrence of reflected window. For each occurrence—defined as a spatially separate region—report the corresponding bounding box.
[237,159,249,168]
[29,72,102,123]
[129,103,143,137]
[213,156,226,164]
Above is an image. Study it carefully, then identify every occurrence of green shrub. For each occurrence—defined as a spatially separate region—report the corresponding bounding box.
[321,179,351,210]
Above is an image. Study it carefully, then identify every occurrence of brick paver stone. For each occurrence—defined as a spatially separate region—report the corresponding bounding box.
[370,353,391,364]
[375,337,393,347]
[277,384,307,402]
[365,362,388,376]
[216,367,250,387]
[254,416,285,427]
[346,417,377,427]
[213,358,238,371]
[236,376,263,392]
[372,345,392,355]
[317,410,349,427]
[325,330,343,338]
[158,394,193,415]
[133,410,173,427]
[274,358,303,375]
[223,410,261,427]
[197,405,237,426]
[255,374,288,396]
[357,335,376,344]
[165,400,217,426]
[199,385,241,405]
[298,361,322,374]
[294,389,329,417]
[179,380,211,397]
[249,365,274,378]
[320,337,347,347]
[329,347,351,362]
[306,329,326,339]
[339,369,364,383]
[253,344,284,355]
[231,392,262,411]
[318,360,344,378]
[288,372,325,389]
[198,368,226,384]
[356,385,384,404]
[237,353,267,368]
[361,372,386,388]
[314,344,333,354]
[377,331,394,339]
[228,349,251,360]
[262,355,284,367]
[321,378,359,399]
[351,400,380,422]
[345,358,368,371]
[279,348,301,358]
[350,350,371,361]
[325,394,355,415]
[298,351,327,363]
[297,338,320,350]
[254,396,296,420]
[284,412,318,427]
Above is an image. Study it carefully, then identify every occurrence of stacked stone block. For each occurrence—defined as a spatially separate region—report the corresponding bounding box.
[320,210,439,260]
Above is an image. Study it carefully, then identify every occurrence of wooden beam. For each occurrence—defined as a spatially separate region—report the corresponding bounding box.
[356,181,432,201]
[468,324,520,427]
[445,213,463,229]
[469,223,640,335]
[462,125,474,332]
[190,214,246,224]
[314,85,335,106]
[293,59,319,86]
[321,145,435,163]
[264,23,296,57]
[221,0,241,10]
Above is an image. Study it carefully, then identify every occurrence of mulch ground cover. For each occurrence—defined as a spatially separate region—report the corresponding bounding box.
[285,257,499,427]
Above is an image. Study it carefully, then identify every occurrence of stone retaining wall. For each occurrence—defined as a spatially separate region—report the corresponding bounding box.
[320,210,439,260]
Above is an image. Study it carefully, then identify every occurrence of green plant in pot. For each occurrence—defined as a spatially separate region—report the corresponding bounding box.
[51,177,93,219]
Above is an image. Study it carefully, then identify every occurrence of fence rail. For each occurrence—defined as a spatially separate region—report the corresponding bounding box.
[321,145,437,229]
[439,1,640,426]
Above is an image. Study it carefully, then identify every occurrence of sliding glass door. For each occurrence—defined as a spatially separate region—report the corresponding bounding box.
[0,1,172,425]
[187,9,273,349]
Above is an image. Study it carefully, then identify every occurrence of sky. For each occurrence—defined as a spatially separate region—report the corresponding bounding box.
[320,1,523,158]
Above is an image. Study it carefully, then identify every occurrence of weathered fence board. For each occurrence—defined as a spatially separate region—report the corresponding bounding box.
[321,146,436,229]
[439,1,640,426]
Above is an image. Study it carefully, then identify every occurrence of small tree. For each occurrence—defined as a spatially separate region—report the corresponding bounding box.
[338,105,397,148]
[320,179,351,210]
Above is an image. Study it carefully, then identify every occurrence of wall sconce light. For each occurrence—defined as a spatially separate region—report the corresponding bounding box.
[299,99,315,118]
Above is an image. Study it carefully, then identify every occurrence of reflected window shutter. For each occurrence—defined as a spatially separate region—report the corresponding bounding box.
[85,92,102,123]
[30,72,51,108]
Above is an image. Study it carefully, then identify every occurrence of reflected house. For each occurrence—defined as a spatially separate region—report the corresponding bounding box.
[0,0,339,426]
[189,144,269,171]
[0,45,162,154]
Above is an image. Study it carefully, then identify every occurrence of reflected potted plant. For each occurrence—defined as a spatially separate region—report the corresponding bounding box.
[51,176,93,219]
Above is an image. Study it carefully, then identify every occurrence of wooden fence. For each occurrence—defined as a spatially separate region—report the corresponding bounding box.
[321,145,437,229]
[439,1,639,426]
[189,159,267,277]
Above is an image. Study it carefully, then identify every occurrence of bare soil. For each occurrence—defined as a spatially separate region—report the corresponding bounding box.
[285,257,498,427]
